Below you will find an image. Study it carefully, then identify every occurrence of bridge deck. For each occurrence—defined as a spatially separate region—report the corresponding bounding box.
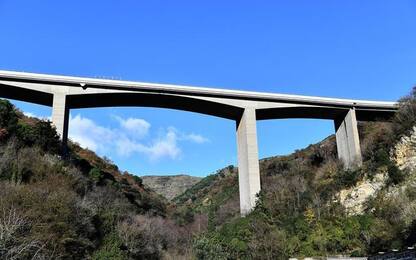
[0,70,397,111]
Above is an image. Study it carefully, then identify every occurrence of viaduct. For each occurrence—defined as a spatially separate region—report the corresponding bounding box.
[0,70,397,215]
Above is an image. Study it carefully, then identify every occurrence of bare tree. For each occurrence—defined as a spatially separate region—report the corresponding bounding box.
[0,206,47,260]
[117,214,194,259]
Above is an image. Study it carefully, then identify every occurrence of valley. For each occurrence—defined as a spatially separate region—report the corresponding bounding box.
[1,90,415,259]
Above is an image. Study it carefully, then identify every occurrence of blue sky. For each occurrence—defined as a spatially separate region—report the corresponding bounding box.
[1,1,415,177]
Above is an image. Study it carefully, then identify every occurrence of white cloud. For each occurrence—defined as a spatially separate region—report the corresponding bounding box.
[19,109,208,162]
[18,108,210,161]
[147,128,181,161]
[115,128,181,161]
[68,114,207,162]
[69,114,114,152]
[113,115,150,139]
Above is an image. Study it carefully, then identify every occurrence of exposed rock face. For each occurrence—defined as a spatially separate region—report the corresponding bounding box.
[339,127,416,215]
[391,126,416,172]
[142,174,201,200]
[338,172,387,215]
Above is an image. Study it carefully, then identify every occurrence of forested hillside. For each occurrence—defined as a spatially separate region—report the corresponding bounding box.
[0,99,193,259]
[1,87,416,259]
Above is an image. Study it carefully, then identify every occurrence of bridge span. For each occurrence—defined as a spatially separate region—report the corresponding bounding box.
[0,70,397,215]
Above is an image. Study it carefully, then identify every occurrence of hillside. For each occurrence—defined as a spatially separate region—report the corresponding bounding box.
[174,135,338,223]
[142,175,202,200]
[172,89,416,259]
[0,99,190,259]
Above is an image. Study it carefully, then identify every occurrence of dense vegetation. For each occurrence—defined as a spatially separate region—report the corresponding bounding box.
[1,87,416,259]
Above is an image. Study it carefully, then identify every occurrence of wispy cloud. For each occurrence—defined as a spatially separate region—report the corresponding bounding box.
[181,133,210,144]
[68,114,208,162]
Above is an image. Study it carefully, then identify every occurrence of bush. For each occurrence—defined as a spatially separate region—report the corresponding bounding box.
[0,175,96,259]
[0,206,46,259]
[393,87,416,139]
[15,120,61,154]
[335,168,363,188]
[32,120,61,153]
[193,234,228,260]
[133,175,143,185]
[117,214,189,259]
[173,206,194,226]
[16,123,37,145]
[387,164,405,185]
[91,233,126,260]
[0,99,18,133]
[89,167,103,183]
[309,149,326,167]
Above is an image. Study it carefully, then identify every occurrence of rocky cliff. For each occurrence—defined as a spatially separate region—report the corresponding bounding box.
[142,174,201,200]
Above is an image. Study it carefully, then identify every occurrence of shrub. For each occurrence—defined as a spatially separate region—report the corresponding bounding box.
[0,206,46,259]
[173,206,194,226]
[15,120,61,154]
[117,214,188,259]
[387,164,405,185]
[133,175,143,185]
[393,87,416,139]
[335,168,363,188]
[91,233,126,260]
[0,175,96,259]
[32,120,61,154]
[309,150,325,167]
[89,167,103,183]
[0,99,18,133]
[16,123,37,145]
[193,234,228,260]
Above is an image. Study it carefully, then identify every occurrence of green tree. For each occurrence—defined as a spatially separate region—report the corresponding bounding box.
[0,99,18,133]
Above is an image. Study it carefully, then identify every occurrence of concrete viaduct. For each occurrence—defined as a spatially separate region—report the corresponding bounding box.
[0,70,397,215]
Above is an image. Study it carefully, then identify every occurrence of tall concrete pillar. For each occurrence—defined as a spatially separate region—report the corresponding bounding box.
[51,93,69,145]
[334,108,362,168]
[236,108,261,216]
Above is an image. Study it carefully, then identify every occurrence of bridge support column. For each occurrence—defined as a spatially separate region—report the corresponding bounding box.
[334,108,362,169]
[51,93,69,146]
[236,108,261,216]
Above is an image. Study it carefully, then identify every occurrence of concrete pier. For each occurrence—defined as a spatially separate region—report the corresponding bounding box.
[51,93,69,145]
[334,108,362,168]
[236,108,261,216]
